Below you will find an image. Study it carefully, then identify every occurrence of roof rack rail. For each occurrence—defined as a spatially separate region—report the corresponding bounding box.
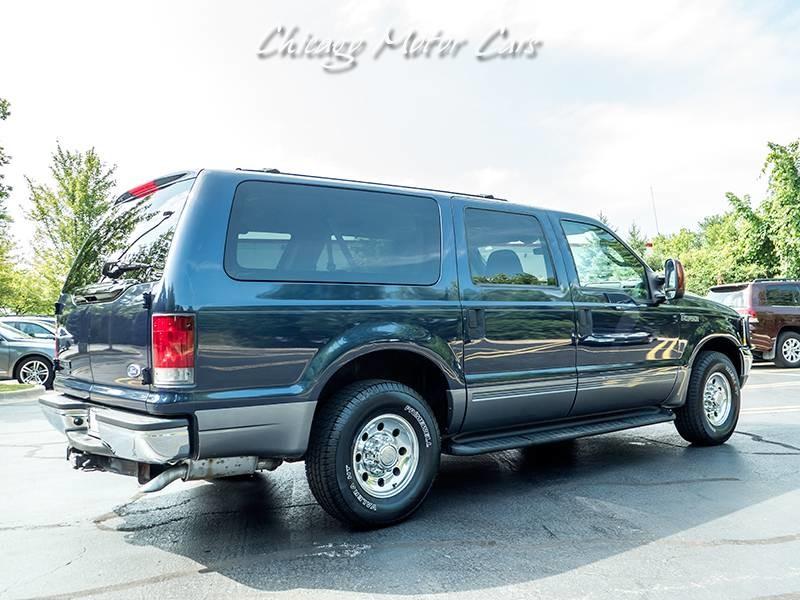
[237,167,280,174]
[233,168,507,202]
[753,278,795,283]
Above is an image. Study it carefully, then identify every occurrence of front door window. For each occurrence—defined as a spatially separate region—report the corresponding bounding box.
[562,220,649,302]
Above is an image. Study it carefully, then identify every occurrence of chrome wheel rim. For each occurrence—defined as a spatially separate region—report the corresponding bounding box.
[781,338,800,364]
[703,372,731,427]
[352,413,419,499]
[20,360,49,385]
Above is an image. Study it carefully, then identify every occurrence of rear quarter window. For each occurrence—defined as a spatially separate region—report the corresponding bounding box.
[764,284,800,306]
[63,178,195,293]
[708,288,749,308]
[224,181,442,285]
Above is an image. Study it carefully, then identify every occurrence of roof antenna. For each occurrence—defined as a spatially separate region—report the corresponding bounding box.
[650,185,660,235]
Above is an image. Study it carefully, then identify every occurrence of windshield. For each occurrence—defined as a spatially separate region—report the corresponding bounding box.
[708,288,748,308]
[63,178,194,294]
[0,323,33,341]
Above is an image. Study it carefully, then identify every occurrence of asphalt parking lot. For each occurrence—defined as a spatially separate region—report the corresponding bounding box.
[1,365,799,600]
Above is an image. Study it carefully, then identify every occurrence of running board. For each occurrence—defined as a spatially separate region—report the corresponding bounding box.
[445,408,675,456]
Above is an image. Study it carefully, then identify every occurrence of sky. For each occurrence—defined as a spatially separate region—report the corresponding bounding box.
[2,0,800,262]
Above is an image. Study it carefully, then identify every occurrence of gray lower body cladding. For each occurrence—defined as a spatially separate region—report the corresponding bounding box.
[39,393,316,462]
[195,401,316,459]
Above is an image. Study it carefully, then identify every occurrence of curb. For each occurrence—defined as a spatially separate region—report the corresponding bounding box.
[0,385,46,404]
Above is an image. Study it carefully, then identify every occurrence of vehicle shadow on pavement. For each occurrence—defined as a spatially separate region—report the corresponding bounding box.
[107,423,800,595]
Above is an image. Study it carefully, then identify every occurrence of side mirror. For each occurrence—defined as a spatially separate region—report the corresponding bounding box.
[663,258,686,300]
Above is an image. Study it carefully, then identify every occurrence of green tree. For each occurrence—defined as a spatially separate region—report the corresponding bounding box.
[0,97,15,310]
[761,141,800,277]
[626,222,647,256]
[597,211,617,231]
[25,143,116,304]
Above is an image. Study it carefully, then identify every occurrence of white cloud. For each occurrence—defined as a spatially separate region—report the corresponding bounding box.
[0,0,798,258]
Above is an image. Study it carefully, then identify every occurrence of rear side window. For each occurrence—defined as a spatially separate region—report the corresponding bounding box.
[708,288,748,308]
[764,284,800,306]
[63,178,194,293]
[17,322,51,336]
[225,182,441,285]
[465,209,557,286]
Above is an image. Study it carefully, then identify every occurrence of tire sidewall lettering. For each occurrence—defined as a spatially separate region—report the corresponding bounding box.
[403,404,432,448]
[344,465,377,511]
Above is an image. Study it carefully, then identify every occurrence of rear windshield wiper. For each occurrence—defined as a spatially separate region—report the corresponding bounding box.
[101,261,151,280]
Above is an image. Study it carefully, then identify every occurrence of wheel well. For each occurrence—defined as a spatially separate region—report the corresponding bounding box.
[315,350,452,433]
[13,354,53,378]
[694,338,742,381]
[778,326,800,339]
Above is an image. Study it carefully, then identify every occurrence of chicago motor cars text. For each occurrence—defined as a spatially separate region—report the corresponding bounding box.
[257,27,543,73]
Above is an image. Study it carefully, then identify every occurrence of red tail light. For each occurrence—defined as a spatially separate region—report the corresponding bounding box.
[745,308,759,324]
[152,314,195,386]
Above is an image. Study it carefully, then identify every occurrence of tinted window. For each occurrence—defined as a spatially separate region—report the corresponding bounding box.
[17,322,51,336]
[225,182,441,285]
[0,323,30,340]
[562,220,649,301]
[63,178,194,293]
[465,209,556,286]
[708,288,748,308]
[764,284,800,306]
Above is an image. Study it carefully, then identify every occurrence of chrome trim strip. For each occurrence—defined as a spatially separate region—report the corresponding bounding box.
[470,378,576,403]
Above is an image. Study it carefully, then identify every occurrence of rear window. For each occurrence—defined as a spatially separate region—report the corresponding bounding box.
[63,178,194,293]
[0,323,31,341]
[708,287,749,308]
[225,182,441,285]
[764,284,800,306]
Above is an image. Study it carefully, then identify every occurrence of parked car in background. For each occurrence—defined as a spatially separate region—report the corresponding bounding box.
[0,322,56,387]
[0,316,72,350]
[708,279,800,368]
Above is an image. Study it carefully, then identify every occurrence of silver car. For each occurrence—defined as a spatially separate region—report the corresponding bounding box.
[0,322,56,387]
[0,316,73,350]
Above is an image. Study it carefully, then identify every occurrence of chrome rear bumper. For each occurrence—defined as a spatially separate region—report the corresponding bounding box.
[39,393,190,464]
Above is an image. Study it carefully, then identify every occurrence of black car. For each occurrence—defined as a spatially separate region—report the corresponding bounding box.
[40,169,752,527]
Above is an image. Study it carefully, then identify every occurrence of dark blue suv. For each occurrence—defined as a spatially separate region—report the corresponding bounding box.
[40,169,752,527]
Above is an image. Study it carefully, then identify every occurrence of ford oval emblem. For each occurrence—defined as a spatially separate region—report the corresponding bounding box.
[127,363,142,378]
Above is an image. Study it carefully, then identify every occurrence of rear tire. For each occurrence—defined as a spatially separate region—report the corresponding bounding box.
[15,356,54,389]
[674,351,740,446]
[774,331,800,368]
[305,380,441,528]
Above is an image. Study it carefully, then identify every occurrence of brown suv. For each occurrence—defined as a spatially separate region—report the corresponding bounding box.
[708,279,800,368]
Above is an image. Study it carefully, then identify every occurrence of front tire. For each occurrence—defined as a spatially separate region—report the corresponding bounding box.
[674,351,740,446]
[774,331,800,368]
[305,380,441,528]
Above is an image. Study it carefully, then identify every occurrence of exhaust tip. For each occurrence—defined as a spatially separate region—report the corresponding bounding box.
[140,464,187,493]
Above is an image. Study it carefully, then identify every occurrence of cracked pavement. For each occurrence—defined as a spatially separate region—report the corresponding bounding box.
[1,364,799,599]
